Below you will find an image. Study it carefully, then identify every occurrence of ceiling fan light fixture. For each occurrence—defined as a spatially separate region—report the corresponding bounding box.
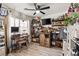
[36,10,40,13]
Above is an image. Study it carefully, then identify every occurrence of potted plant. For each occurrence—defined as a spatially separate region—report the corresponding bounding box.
[64,12,79,26]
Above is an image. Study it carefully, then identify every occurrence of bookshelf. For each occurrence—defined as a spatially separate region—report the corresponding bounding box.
[52,19,65,27]
[31,19,41,43]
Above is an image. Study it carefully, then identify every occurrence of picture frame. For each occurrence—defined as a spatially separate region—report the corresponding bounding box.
[0,7,8,16]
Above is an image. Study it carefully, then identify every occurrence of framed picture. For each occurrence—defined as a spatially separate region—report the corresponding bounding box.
[0,7,8,16]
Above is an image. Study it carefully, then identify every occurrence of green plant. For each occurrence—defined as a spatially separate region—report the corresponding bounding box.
[74,3,79,8]
[64,12,79,25]
[71,3,79,8]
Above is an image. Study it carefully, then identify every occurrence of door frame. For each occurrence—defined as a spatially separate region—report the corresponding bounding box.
[3,16,9,56]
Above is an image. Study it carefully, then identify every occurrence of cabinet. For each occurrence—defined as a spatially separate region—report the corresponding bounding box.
[39,32,51,48]
[39,32,45,46]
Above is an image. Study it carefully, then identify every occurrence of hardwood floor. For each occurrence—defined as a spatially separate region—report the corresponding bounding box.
[8,43,63,56]
[0,47,5,56]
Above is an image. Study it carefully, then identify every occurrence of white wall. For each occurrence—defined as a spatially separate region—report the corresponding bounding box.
[41,12,67,19]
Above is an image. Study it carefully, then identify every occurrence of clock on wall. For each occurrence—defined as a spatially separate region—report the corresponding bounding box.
[0,7,8,16]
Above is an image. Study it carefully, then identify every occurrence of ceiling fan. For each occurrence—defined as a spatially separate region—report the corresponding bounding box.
[24,3,50,15]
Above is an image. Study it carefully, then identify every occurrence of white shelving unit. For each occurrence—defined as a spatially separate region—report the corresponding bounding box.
[0,19,5,48]
[71,38,79,46]
[63,23,79,56]
[0,17,5,56]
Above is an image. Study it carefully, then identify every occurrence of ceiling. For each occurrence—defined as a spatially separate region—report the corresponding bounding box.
[3,3,70,17]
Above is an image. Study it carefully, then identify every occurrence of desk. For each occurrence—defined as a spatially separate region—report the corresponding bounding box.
[11,34,29,52]
[18,35,29,48]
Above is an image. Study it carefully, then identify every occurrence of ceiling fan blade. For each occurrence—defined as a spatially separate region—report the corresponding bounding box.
[40,11,45,14]
[38,5,41,9]
[0,3,2,8]
[33,12,36,15]
[24,8,35,11]
[34,3,37,10]
[40,6,50,10]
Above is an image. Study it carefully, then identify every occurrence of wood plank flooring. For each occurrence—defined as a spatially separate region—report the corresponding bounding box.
[0,47,5,56]
[8,43,63,56]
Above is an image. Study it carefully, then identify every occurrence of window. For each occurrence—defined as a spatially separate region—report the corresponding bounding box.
[20,20,30,34]
[15,18,19,27]
[9,16,30,34]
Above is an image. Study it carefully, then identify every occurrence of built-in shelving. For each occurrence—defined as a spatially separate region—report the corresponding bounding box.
[0,18,5,48]
[52,25,65,26]
[52,19,64,22]
[66,24,79,56]
[52,19,66,27]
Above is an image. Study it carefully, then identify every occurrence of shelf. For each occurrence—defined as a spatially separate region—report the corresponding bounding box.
[0,46,5,49]
[52,19,66,27]
[52,25,65,26]
[0,42,5,47]
[52,20,64,22]
[0,42,4,45]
